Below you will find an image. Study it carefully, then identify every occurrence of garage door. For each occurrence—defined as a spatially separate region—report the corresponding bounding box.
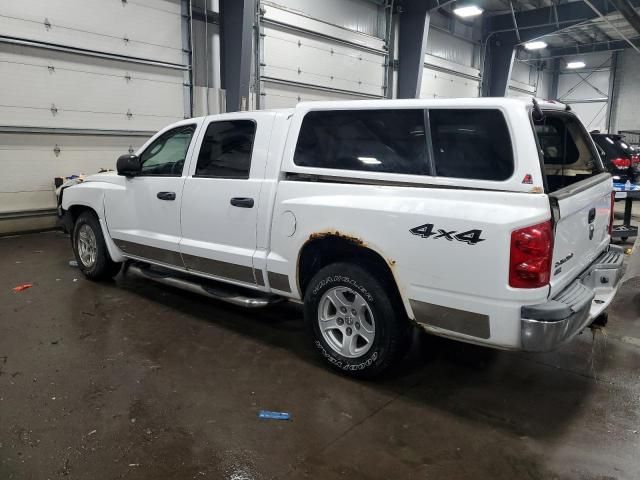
[420,55,480,98]
[258,3,386,109]
[419,29,480,99]
[508,60,537,98]
[0,0,189,233]
[0,131,149,233]
[0,43,186,131]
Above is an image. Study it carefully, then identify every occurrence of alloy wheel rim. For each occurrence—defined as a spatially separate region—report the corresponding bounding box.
[77,224,97,268]
[318,286,375,358]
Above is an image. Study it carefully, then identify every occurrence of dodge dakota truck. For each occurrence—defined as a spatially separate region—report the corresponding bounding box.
[59,98,625,378]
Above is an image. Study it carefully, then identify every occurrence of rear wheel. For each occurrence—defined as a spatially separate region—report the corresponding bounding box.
[72,211,121,280]
[304,262,410,378]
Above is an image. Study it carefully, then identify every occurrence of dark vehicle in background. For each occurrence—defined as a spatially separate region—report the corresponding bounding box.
[591,132,639,184]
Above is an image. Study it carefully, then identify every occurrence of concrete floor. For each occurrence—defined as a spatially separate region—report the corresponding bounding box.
[1,228,639,480]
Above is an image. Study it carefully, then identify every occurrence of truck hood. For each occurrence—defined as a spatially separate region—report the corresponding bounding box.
[83,171,125,185]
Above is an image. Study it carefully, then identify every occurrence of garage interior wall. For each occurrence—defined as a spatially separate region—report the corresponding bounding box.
[508,59,540,98]
[420,27,481,99]
[0,0,190,234]
[257,0,388,109]
[557,51,612,132]
[609,49,640,134]
[419,12,481,99]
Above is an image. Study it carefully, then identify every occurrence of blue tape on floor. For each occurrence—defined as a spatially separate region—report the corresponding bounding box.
[258,410,291,420]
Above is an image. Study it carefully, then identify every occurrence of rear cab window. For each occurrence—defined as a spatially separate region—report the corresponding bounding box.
[293,108,514,182]
[533,112,605,193]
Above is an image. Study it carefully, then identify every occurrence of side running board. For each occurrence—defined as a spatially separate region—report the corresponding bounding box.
[127,263,283,308]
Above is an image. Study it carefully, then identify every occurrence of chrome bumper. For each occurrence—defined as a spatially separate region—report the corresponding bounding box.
[520,245,626,352]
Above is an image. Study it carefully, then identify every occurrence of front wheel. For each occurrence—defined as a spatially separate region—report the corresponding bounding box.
[72,211,121,280]
[304,262,410,378]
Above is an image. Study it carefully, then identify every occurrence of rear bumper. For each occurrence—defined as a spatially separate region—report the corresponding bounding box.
[520,245,626,352]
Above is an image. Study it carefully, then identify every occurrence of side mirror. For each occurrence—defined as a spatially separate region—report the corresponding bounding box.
[117,154,141,177]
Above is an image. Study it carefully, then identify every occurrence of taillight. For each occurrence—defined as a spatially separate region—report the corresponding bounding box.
[611,157,631,169]
[609,191,615,235]
[509,221,553,289]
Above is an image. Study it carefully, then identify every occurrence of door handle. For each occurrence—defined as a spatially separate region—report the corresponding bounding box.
[588,207,596,223]
[230,197,254,208]
[157,191,176,201]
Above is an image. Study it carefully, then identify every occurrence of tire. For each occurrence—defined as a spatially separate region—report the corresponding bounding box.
[304,262,411,379]
[72,211,121,280]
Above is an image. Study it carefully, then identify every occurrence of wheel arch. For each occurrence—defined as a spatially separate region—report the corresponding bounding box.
[296,233,413,319]
[67,203,124,263]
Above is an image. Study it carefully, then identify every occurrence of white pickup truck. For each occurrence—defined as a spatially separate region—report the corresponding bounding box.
[59,98,625,377]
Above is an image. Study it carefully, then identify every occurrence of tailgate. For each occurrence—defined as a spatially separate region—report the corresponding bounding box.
[548,173,612,296]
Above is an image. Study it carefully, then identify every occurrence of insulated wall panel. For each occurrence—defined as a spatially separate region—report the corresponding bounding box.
[558,71,610,102]
[261,25,385,97]
[0,0,184,65]
[425,29,476,68]
[261,81,357,109]
[0,0,187,231]
[420,31,480,99]
[568,102,608,131]
[272,0,383,38]
[258,3,386,108]
[0,43,186,131]
[557,52,612,132]
[611,49,640,133]
[0,132,147,214]
[420,69,479,98]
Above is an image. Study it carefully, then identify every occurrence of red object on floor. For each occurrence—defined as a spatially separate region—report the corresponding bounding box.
[12,283,33,292]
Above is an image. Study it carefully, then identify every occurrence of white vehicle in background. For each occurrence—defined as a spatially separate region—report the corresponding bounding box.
[59,98,625,378]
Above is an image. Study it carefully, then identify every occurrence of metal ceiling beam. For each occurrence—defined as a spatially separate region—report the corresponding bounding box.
[485,0,640,37]
[608,0,640,40]
[582,0,640,53]
[546,38,631,56]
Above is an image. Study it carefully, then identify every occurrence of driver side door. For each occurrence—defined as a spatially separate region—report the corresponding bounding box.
[105,121,200,268]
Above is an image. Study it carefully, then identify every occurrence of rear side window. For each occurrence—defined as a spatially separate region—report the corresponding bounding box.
[429,109,514,181]
[195,120,256,179]
[293,109,428,175]
[534,113,603,192]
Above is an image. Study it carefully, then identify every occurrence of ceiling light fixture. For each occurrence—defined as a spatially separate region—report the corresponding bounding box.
[524,41,548,50]
[566,61,586,69]
[453,5,484,18]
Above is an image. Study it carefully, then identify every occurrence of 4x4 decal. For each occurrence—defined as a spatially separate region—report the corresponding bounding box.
[410,223,485,245]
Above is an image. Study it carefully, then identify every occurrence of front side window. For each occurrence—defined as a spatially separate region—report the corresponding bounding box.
[140,125,196,176]
[429,109,514,181]
[293,109,428,175]
[195,120,256,179]
[534,113,603,192]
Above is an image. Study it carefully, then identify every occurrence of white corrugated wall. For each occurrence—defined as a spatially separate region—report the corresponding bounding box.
[610,49,640,135]
[557,52,612,132]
